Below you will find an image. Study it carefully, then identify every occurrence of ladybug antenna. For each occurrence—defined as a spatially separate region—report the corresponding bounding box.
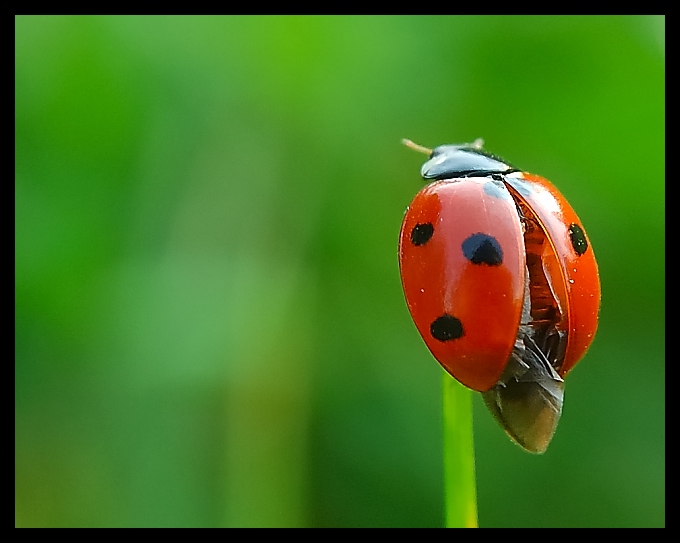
[402,139,432,156]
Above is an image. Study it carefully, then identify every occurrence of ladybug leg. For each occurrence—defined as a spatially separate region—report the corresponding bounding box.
[521,334,563,383]
[537,325,567,372]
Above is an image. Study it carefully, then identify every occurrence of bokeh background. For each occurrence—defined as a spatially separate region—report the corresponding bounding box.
[15,16,664,527]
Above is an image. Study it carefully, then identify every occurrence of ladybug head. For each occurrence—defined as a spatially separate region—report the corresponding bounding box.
[423,143,517,180]
[402,139,517,181]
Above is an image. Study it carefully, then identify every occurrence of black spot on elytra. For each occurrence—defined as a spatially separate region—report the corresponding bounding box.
[569,223,588,256]
[411,222,434,246]
[430,314,464,342]
[462,233,503,265]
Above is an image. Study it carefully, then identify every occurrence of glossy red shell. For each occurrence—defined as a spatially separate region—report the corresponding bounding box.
[399,172,600,391]
[398,178,526,391]
[504,172,600,377]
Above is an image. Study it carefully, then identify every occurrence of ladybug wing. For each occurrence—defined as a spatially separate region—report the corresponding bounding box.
[481,331,565,454]
[399,177,526,391]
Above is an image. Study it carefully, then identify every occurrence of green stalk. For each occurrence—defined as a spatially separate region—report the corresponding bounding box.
[442,372,478,528]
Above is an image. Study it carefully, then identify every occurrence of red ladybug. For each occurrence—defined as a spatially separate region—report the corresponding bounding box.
[399,139,600,453]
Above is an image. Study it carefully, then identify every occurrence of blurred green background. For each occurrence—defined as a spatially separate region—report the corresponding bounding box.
[15,16,664,527]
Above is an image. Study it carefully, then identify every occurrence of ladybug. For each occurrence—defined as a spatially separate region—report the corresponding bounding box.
[398,139,600,453]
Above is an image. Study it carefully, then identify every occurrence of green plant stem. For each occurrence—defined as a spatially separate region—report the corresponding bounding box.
[443,372,478,528]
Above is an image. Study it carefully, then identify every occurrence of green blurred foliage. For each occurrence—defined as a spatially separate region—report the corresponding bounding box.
[15,15,664,527]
